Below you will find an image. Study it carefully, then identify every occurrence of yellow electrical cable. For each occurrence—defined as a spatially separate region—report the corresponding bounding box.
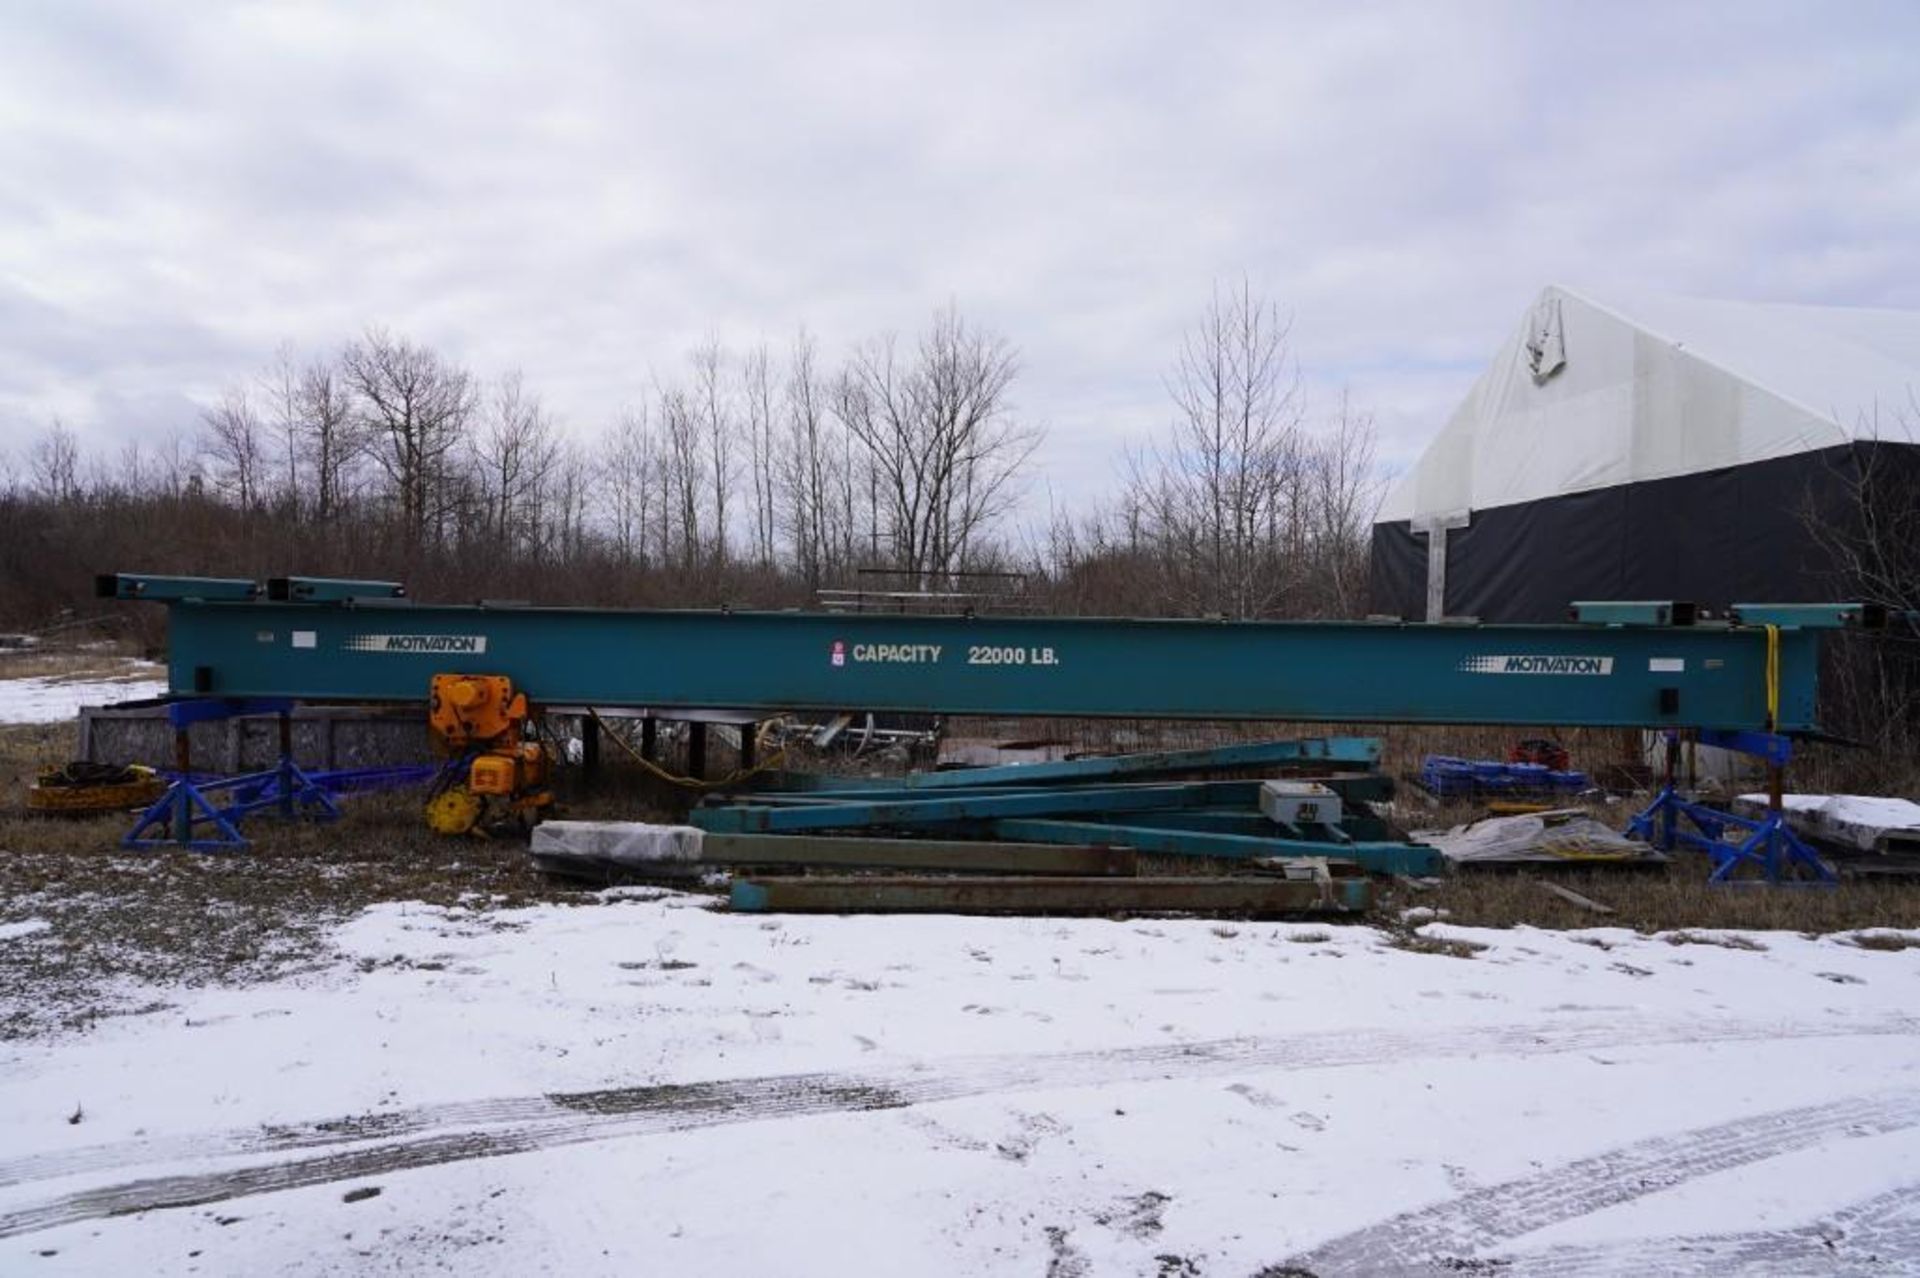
[587,707,791,791]
[1764,623,1780,730]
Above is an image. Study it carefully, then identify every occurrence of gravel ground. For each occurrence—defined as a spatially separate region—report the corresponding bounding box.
[0,795,592,1040]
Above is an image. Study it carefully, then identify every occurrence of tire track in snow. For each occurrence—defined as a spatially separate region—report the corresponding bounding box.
[1279,1095,1920,1276]
[1507,1182,1920,1276]
[0,1015,1912,1240]
[6,1014,1908,1193]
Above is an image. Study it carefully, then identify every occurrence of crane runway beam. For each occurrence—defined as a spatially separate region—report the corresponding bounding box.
[96,573,261,603]
[265,577,408,603]
[128,591,1827,731]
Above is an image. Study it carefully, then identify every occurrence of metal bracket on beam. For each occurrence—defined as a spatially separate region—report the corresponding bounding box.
[1695,728,1793,767]
[1729,603,1885,630]
[1569,601,1698,627]
[266,577,408,603]
[95,573,260,602]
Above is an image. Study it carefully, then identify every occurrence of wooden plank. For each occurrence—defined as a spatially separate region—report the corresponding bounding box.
[1541,881,1614,915]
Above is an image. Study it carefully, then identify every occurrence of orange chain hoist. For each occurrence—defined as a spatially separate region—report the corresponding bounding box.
[424,673,554,835]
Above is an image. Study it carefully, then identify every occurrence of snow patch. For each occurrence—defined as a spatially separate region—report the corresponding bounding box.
[0,896,1916,1274]
[0,667,167,724]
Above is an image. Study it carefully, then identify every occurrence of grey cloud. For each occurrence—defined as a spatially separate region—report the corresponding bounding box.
[1,0,1916,512]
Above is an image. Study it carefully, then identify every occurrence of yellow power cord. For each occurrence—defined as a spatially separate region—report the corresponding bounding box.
[587,707,791,791]
[1764,623,1780,730]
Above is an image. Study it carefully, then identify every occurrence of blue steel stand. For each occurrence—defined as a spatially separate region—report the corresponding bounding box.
[124,699,342,852]
[1628,729,1836,885]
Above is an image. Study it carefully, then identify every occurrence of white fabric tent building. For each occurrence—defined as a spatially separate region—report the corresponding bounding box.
[1370,285,1920,622]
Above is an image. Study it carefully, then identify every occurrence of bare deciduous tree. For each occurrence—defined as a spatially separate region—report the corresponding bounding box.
[261,341,303,513]
[472,371,561,554]
[542,440,594,565]
[29,421,82,502]
[1804,410,1920,781]
[658,383,706,572]
[297,359,358,523]
[742,342,779,569]
[1125,281,1305,617]
[607,403,657,567]
[692,337,733,567]
[340,328,476,546]
[836,306,1037,583]
[1308,390,1384,616]
[201,389,266,510]
[779,329,836,588]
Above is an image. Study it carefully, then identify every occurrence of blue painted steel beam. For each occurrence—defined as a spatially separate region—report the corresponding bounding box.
[988,817,1445,876]
[1108,811,1332,837]
[1695,728,1793,766]
[745,775,1399,805]
[97,573,259,602]
[691,784,1223,834]
[1728,603,1884,630]
[165,697,297,729]
[266,577,407,602]
[758,739,1380,791]
[144,598,1823,730]
[1568,601,1696,627]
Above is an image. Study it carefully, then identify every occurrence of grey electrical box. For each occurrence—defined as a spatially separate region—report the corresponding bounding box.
[1259,780,1342,828]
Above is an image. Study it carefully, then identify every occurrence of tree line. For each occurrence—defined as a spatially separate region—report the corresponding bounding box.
[0,287,1384,641]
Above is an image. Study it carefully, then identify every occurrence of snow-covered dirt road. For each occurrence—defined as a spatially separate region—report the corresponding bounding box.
[2,891,1916,1275]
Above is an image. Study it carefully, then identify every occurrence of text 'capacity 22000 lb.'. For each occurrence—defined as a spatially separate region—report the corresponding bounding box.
[828,641,1061,667]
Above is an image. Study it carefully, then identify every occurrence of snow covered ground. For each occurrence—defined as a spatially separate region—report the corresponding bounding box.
[1,892,1917,1275]
[0,663,167,724]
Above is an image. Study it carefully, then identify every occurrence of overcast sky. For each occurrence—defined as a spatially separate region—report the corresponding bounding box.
[3,1,1916,512]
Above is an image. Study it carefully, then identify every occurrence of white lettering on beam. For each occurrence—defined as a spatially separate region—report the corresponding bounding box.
[850,643,943,665]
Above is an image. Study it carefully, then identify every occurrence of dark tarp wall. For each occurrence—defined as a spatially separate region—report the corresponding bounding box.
[1367,442,1919,622]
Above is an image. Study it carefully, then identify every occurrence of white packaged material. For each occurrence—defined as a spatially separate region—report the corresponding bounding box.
[530,820,707,867]
[1418,810,1649,864]
[1734,794,1920,854]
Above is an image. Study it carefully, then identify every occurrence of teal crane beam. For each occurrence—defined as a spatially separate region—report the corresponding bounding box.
[105,574,1838,731]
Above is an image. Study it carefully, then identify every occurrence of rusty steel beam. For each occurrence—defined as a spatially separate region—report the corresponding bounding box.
[700,834,1137,876]
[729,874,1370,916]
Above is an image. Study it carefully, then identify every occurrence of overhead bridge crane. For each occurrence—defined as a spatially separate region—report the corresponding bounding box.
[101,573,1886,880]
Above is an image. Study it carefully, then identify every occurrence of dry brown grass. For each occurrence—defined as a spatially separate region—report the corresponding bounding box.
[1663,930,1768,951]
[1847,930,1920,952]
[0,643,151,682]
[1389,860,1920,934]
[1386,930,1489,959]
[0,719,75,792]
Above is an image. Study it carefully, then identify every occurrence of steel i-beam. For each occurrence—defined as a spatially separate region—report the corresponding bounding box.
[119,585,1828,731]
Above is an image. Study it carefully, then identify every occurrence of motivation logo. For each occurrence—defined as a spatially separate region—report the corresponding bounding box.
[1460,654,1613,675]
[344,634,488,655]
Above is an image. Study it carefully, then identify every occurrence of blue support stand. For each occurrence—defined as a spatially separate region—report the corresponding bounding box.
[1627,730,1836,885]
[124,698,343,852]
